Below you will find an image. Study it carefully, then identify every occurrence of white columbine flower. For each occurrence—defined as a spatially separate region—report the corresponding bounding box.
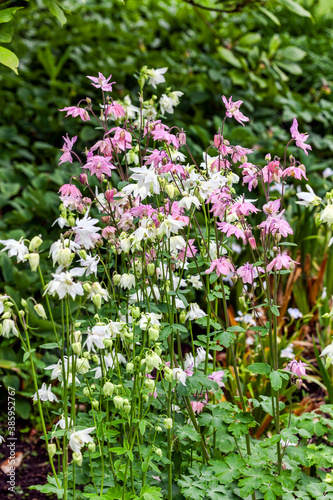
[44,270,84,300]
[2,319,19,338]
[69,427,95,453]
[33,383,58,403]
[73,211,101,249]
[146,67,168,88]
[187,275,203,290]
[178,193,201,211]
[0,238,29,263]
[173,367,187,386]
[288,308,303,320]
[320,204,333,227]
[84,324,111,352]
[119,273,136,290]
[159,91,183,115]
[296,185,322,207]
[49,239,80,267]
[321,342,333,359]
[185,303,207,321]
[78,254,100,276]
[139,313,162,331]
[157,216,186,238]
[281,344,295,359]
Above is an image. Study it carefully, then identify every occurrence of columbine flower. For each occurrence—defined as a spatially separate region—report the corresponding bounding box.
[286,360,307,378]
[237,263,263,285]
[296,185,321,207]
[84,155,115,179]
[78,254,100,276]
[2,319,19,338]
[185,303,207,321]
[139,313,162,331]
[267,253,298,272]
[146,67,168,88]
[0,238,28,263]
[205,257,234,277]
[59,106,90,121]
[73,211,101,249]
[119,273,135,290]
[87,73,115,91]
[320,204,333,227]
[69,427,95,453]
[160,91,183,114]
[320,342,333,368]
[33,383,58,403]
[44,270,84,300]
[187,275,203,290]
[290,118,312,156]
[281,344,295,359]
[288,308,303,320]
[208,370,225,388]
[59,135,77,165]
[222,96,249,126]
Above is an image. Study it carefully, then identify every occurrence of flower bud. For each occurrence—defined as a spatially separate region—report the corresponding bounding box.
[2,311,11,319]
[105,189,115,204]
[295,378,303,390]
[155,448,162,457]
[142,394,149,403]
[148,326,159,342]
[103,338,113,349]
[83,351,90,359]
[147,263,155,276]
[165,184,176,199]
[126,362,134,372]
[28,253,40,272]
[92,354,99,364]
[179,131,186,146]
[131,306,140,319]
[164,366,173,382]
[179,310,187,323]
[72,342,82,355]
[91,399,99,410]
[21,298,27,308]
[214,133,222,149]
[103,381,115,397]
[29,236,43,252]
[123,401,131,414]
[88,442,96,453]
[92,294,102,309]
[80,173,88,185]
[73,330,82,342]
[83,283,92,293]
[58,248,72,267]
[83,387,90,397]
[113,273,121,285]
[48,443,57,458]
[73,451,83,466]
[113,396,124,409]
[145,378,155,392]
[163,418,173,429]
[156,426,162,432]
[101,216,111,224]
[154,344,162,356]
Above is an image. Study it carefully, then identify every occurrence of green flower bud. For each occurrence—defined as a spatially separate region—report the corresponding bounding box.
[48,443,57,459]
[83,387,90,398]
[165,184,176,199]
[72,342,82,355]
[68,215,76,227]
[83,283,92,293]
[91,399,99,410]
[58,248,72,267]
[142,394,149,403]
[28,253,40,272]
[92,294,102,309]
[126,362,134,373]
[123,399,131,414]
[88,442,96,453]
[92,354,99,364]
[34,303,47,319]
[179,310,187,323]
[103,381,115,397]
[21,299,27,308]
[163,418,173,429]
[29,236,43,252]
[113,396,124,409]
[164,367,173,382]
[145,378,155,392]
[148,326,159,342]
[131,306,140,319]
[73,451,83,466]
[113,273,121,286]
[147,263,155,276]
[103,338,113,349]
[154,448,162,457]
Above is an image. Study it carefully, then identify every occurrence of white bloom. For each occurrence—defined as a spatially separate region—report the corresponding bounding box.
[157,216,186,238]
[185,303,207,321]
[281,344,295,359]
[52,217,70,229]
[235,311,256,326]
[159,91,183,115]
[288,308,303,320]
[296,185,321,207]
[321,342,333,358]
[187,275,203,290]
[130,165,161,196]
[122,95,139,119]
[73,211,101,249]
[0,295,9,315]
[119,273,135,290]
[178,193,201,211]
[147,67,168,89]
[139,313,162,330]
[320,204,333,226]
[0,238,28,263]
[323,167,333,179]
[45,360,63,381]
[173,367,187,386]
[54,415,73,430]
[88,282,109,302]
[44,270,84,300]
[33,383,58,403]
[49,239,80,267]
[170,235,186,251]
[2,319,19,338]
[78,254,100,276]
[84,324,110,352]
[69,427,95,453]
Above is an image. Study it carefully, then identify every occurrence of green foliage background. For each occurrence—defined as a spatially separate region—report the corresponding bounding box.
[0,0,333,418]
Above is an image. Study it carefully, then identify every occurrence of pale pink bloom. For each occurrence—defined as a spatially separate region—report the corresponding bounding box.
[205,257,234,277]
[208,370,225,388]
[286,360,307,378]
[106,102,125,119]
[217,222,246,242]
[59,106,90,121]
[283,166,308,181]
[59,184,82,199]
[59,134,77,165]
[144,149,169,168]
[109,127,132,151]
[262,161,283,184]
[229,200,259,216]
[153,476,161,482]
[178,239,197,261]
[290,118,312,156]
[263,199,280,216]
[239,162,259,191]
[84,155,116,179]
[158,162,186,178]
[190,401,205,414]
[87,72,115,91]
[102,226,116,239]
[267,252,298,272]
[90,139,113,156]
[258,211,293,238]
[207,187,232,218]
[237,262,263,284]
[231,145,253,163]
[151,128,179,148]
[222,96,249,126]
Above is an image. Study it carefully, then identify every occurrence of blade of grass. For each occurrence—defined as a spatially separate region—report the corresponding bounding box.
[313,337,333,404]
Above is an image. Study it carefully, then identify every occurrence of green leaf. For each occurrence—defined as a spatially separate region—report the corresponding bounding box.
[258,6,281,25]
[278,46,307,61]
[40,342,59,350]
[0,23,14,43]
[276,61,303,75]
[211,454,245,483]
[280,0,313,19]
[264,490,276,500]
[215,330,236,348]
[177,424,201,442]
[270,304,280,316]
[218,47,242,68]
[238,33,261,46]
[46,0,67,26]
[0,7,24,24]
[270,370,283,390]
[0,46,19,74]
[3,374,20,391]
[248,363,271,375]
[139,420,146,436]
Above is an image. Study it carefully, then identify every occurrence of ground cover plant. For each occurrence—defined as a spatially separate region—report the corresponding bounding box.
[1,68,333,500]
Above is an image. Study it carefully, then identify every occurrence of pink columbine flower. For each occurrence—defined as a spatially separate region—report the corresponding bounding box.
[207,187,233,218]
[59,106,90,122]
[267,252,298,272]
[229,200,259,217]
[239,162,259,191]
[262,161,282,184]
[87,73,116,92]
[58,184,82,209]
[231,145,253,163]
[208,370,225,388]
[237,263,264,285]
[217,222,246,242]
[90,139,113,157]
[106,102,125,119]
[151,128,180,149]
[286,360,307,378]
[222,96,249,126]
[178,239,197,261]
[109,127,132,151]
[59,134,77,165]
[263,199,280,216]
[84,155,116,179]
[205,257,234,277]
[283,165,308,181]
[144,149,169,168]
[190,401,206,414]
[258,211,293,238]
[290,118,312,156]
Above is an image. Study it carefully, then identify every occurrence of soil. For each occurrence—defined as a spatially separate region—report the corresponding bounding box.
[0,427,56,500]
